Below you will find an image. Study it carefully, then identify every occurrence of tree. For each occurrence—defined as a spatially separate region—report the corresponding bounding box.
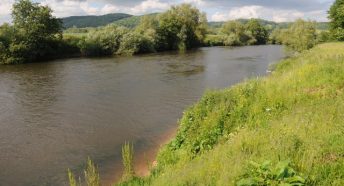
[328,0,344,41]
[156,4,207,51]
[0,24,15,64]
[282,19,317,52]
[221,21,250,46]
[245,19,268,45]
[8,0,62,63]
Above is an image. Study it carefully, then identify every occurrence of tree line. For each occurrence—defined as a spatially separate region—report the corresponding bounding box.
[1,0,344,64]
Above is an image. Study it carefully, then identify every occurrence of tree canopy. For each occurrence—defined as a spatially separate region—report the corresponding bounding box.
[0,0,63,64]
[156,4,207,51]
[329,0,344,40]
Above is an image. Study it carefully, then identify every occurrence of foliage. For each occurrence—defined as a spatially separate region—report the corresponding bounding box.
[220,21,250,46]
[156,4,207,51]
[317,31,332,43]
[117,32,155,55]
[280,19,317,52]
[122,142,135,181]
[117,43,344,185]
[0,0,63,64]
[328,0,344,41]
[245,19,269,45]
[62,13,132,29]
[237,160,305,186]
[206,19,268,46]
[204,34,226,46]
[79,25,128,56]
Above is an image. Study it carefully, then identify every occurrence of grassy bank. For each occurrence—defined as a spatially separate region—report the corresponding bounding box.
[118,43,344,185]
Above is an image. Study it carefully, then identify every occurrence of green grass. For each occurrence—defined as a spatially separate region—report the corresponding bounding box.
[117,43,344,185]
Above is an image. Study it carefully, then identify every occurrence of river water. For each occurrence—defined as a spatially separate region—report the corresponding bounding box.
[0,45,285,185]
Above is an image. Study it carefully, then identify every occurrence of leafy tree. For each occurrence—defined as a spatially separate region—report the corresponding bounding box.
[282,19,317,52]
[12,0,62,41]
[328,0,344,40]
[136,15,159,47]
[0,24,15,64]
[156,4,207,51]
[221,21,250,46]
[2,0,63,64]
[245,19,268,45]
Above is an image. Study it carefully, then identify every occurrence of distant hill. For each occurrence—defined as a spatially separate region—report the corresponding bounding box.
[62,13,329,31]
[111,13,159,28]
[62,13,132,28]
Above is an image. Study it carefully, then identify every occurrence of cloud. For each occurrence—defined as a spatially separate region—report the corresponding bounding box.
[0,0,335,24]
[199,0,333,12]
[100,0,170,15]
[210,5,329,22]
[0,0,14,16]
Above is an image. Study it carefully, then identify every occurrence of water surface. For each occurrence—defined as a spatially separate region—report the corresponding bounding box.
[0,45,285,185]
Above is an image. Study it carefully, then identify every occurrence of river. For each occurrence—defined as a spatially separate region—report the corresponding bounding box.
[0,45,285,185]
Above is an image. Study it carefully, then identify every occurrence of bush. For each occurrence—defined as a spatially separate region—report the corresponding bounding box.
[282,19,317,52]
[237,160,306,186]
[317,31,332,43]
[117,32,155,55]
[203,34,225,46]
[80,26,128,56]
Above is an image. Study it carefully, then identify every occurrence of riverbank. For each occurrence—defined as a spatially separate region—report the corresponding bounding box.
[118,42,344,185]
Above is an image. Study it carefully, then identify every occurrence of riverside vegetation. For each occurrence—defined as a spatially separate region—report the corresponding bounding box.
[1,0,344,185]
[113,43,344,186]
[0,0,337,64]
[68,0,344,185]
[69,42,344,186]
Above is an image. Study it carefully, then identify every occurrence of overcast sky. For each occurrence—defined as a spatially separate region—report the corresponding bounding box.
[0,0,335,24]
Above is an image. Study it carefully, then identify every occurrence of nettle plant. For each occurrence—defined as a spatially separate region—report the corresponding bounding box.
[237,160,306,186]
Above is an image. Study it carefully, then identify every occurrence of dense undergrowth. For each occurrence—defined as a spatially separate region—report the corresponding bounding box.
[117,43,344,185]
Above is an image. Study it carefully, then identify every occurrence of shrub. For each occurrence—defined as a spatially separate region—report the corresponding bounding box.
[282,19,317,52]
[236,160,306,186]
[80,26,128,56]
[117,32,155,55]
[204,34,225,46]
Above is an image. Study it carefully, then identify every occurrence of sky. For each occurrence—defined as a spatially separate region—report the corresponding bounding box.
[0,0,336,24]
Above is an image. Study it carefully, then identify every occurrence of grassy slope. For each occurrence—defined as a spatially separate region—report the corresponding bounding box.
[119,43,344,185]
[111,13,159,28]
[62,13,132,28]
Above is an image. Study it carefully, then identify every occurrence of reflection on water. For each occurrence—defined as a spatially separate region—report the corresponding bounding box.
[0,45,285,185]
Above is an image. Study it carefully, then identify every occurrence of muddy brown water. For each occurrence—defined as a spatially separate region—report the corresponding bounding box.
[0,45,285,185]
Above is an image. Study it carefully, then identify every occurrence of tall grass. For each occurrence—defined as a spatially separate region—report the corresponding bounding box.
[68,169,79,186]
[121,142,135,181]
[68,157,100,186]
[117,43,344,185]
[84,157,100,186]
